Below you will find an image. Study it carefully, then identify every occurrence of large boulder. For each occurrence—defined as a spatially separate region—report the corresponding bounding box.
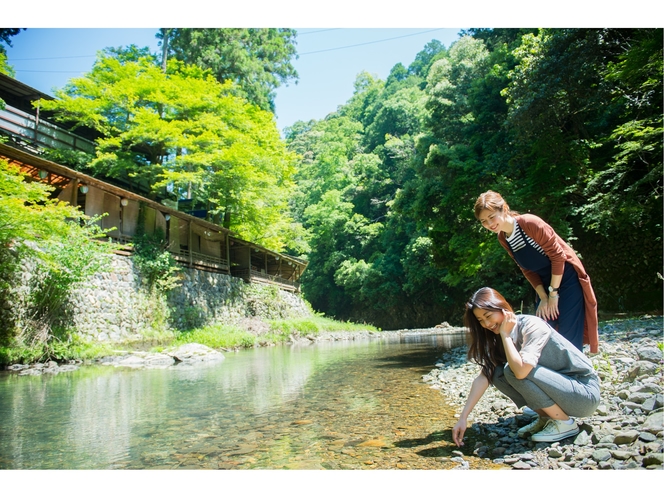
[166,343,225,363]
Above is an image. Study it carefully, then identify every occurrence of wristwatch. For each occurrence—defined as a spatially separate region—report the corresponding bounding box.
[548,286,560,293]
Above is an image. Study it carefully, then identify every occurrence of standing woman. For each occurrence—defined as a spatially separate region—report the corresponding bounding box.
[474,191,599,353]
[452,287,600,446]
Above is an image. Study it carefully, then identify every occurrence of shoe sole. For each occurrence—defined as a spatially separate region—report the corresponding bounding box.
[531,427,579,443]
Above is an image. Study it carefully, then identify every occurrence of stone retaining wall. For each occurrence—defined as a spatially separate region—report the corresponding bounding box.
[69,254,312,342]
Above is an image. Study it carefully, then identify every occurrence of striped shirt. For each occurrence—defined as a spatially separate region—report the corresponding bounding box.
[505,219,546,256]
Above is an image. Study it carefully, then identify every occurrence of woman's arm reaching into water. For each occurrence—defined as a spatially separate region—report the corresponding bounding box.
[452,373,490,447]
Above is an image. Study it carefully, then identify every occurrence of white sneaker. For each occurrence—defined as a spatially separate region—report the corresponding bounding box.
[531,418,580,443]
[517,416,549,438]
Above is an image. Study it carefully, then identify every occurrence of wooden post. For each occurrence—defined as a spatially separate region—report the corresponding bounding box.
[225,235,230,274]
[188,222,193,266]
[34,101,40,145]
[71,178,79,206]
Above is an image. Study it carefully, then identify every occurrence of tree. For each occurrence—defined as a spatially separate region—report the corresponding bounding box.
[0,29,25,93]
[39,48,298,251]
[0,28,24,56]
[407,39,448,79]
[159,28,298,112]
[0,159,111,350]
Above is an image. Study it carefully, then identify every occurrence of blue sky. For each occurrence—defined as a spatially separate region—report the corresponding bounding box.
[4,28,464,132]
[3,0,648,133]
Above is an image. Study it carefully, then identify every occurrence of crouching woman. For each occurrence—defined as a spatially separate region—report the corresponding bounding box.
[452,287,600,446]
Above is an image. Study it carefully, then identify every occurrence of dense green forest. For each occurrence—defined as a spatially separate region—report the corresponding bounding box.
[3,28,662,330]
[285,28,662,327]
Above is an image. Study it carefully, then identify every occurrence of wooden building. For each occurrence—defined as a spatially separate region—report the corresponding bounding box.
[0,74,306,292]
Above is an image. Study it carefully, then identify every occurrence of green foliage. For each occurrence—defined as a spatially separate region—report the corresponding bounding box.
[131,229,181,294]
[38,49,298,251]
[174,324,256,349]
[0,51,14,78]
[160,28,298,112]
[288,28,662,329]
[0,159,113,354]
[0,29,23,80]
[39,148,95,172]
[268,315,378,337]
[0,334,118,366]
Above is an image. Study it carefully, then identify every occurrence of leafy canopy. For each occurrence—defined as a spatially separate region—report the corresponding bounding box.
[38,48,298,251]
[160,28,298,113]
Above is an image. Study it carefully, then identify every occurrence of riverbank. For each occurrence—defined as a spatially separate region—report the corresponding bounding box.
[3,315,662,471]
[422,315,663,470]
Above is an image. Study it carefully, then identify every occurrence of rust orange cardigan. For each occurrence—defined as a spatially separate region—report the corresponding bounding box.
[497,214,599,353]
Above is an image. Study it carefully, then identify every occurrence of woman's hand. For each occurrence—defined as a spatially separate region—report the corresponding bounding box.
[452,419,468,447]
[499,310,517,337]
[536,298,552,320]
[547,295,560,319]
[536,297,560,321]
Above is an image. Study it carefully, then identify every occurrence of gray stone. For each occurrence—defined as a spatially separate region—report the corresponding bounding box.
[638,432,657,443]
[548,448,564,458]
[595,442,618,449]
[592,449,612,462]
[642,453,664,466]
[610,450,635,460]
[636,383,662,394]
[642,411,664,434]
[491,447,506,457]
[117,356,146,367]
[637,347,663,363]
[574,431,592,446]
[627,361,659,378]
[642,395,663,413]
[167,343,225,363]
[6,364,29,371]
[595,404,610,416]
[613,429,640,445]
[627,392,651,404]
[18,368,42,376]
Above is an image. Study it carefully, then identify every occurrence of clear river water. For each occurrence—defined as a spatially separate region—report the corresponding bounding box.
[0,331,499,470]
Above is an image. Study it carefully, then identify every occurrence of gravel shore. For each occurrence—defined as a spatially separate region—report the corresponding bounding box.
[422,316,664,470]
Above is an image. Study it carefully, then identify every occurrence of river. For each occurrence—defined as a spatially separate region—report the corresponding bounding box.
[0,331,498,470]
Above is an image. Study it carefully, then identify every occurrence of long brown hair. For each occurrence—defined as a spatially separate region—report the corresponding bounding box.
[473,190,519,220]
[464,287,513,383]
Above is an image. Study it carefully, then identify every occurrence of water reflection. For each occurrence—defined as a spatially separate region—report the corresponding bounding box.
[0,332,470,470]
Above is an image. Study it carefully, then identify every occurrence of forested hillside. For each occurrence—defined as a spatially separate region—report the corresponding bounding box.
[285,28,663,328]
[5,28,660,331]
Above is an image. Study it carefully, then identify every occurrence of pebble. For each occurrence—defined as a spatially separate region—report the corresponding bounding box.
[422,316,664,470]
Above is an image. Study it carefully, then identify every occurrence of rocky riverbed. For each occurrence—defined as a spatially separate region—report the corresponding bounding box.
[422,316,663,470]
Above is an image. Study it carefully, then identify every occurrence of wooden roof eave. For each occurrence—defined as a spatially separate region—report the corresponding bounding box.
[0,142,308,273]
[0,142,234,237]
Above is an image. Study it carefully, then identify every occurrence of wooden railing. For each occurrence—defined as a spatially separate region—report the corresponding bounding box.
[172,248,229,271]
[231,268,301,292]
[0,105,96,154]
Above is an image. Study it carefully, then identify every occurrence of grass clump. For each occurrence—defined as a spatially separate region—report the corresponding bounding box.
[172,324,256,350]
[165,315,378,352]
[0,334,117,366]
[268,315,378,338]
